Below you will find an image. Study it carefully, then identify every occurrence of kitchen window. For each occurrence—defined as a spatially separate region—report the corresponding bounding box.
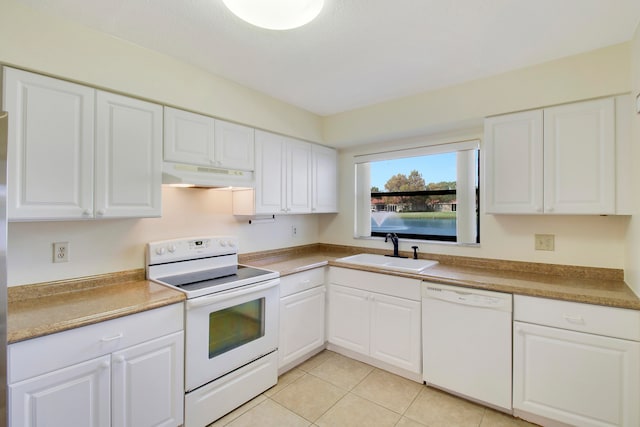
[354,140,480,244]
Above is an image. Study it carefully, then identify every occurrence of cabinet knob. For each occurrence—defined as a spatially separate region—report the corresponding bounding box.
[114,355,126,364]
[546,207,554,212]
[535,207,543,213]
[82,209,92,216]
[100,361,110,370]
[96,209,105,216]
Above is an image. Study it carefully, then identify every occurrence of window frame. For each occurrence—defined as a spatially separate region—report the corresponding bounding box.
[354,139,480,245]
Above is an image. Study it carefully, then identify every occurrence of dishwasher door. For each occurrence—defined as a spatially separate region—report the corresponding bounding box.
[422,282,513,411]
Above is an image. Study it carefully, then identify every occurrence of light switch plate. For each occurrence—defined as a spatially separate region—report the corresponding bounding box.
[534,234,555,251]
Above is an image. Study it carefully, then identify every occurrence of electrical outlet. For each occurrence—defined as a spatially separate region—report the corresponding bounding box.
[534,234,555,251]
[53,242,69,263]
[291,225,298,238]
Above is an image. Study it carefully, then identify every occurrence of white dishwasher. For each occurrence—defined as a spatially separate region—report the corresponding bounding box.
[422,282,513,411]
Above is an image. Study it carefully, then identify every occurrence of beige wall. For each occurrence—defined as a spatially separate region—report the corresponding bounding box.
[319,45,633,269]
[625,23,640,295]
[323,43,631,147]
[8,188,320,286]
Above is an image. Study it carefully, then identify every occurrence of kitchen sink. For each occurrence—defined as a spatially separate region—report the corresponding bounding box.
[336,253,438,274]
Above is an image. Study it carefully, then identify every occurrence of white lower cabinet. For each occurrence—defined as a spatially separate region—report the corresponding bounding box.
[327,268,421,379]
[513,295,640,427]
[8,304,184,427]
[328,284,370,354]
[278,268,326,372]
[10,355,111,427]
[111,333,184,427]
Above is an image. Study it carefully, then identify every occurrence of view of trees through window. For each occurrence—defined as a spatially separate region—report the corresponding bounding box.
[368,151,478,242]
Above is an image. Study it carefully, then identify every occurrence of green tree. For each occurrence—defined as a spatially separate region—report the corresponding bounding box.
[383,170,426,211]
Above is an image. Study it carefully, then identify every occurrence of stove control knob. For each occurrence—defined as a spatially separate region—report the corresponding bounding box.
[155,247,166,255]
[227,240,235,247]
[220,240,227,247]
[168,244,177,253]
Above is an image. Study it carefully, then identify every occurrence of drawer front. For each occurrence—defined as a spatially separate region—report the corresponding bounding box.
[514,295,640,341]
[9,303,184,383]
[279,267,325,298]
[329,267,420,301]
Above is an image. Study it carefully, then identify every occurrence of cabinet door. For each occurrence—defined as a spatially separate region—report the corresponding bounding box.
[3,67,94,220]
[312,145,338,213]
[214,120,255,170]
[513,322,640,427]
[163,107,215,166]
[286,139,312,213]
[279,286,326,369]
[255,130,285,214]
[9,355,111,427]
[327,284,369,354]
[544,98,615,214]
[369,293,421,373]
[483,110,543,214]
[112,332,184,427]
[95,91,162,218]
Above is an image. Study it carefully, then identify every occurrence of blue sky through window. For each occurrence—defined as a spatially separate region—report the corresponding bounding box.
[370,152,457,190]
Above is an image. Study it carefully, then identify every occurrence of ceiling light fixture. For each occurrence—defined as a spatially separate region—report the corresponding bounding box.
[222,0,324,30]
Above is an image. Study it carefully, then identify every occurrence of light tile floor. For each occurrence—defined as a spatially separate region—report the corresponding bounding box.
[209,350,537,427]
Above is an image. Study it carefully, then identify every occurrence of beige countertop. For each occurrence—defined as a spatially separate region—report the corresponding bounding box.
[8,270,185,344]
[243,245,640,311]
[9,244,639,344]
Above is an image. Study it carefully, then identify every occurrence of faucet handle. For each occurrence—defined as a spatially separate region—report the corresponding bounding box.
[411,246,419,259]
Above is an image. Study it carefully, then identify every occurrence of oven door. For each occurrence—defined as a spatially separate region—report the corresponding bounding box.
[184,278,279,391]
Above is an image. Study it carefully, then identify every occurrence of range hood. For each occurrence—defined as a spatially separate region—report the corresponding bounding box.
[162,161,254,188]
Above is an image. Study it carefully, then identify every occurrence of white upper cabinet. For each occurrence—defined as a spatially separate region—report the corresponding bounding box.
[286,138,312,213]
[484,96,627,215]
[163,106,215,166]
[3,67,95,220]
[95,91,162,218]
[484,110,543,214]
[3,67,162,220]
[312,144,338,213]
[242,130,335,215]
[214,120,255,170]
[164,107,254,171]
[543,99,614,214]
[254,130,287,214]
[253,130,311,214]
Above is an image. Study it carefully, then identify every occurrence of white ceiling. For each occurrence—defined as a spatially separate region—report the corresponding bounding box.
[18,0,640,116]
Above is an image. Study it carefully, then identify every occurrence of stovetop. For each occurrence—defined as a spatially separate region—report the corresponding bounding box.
[157,265,278,294]
[146,236,279,298]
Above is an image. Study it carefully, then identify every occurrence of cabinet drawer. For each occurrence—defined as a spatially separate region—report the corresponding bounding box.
[9,303,183,383]
[329,267,420,301]
[280,268,325,298]
[514,295,640,341]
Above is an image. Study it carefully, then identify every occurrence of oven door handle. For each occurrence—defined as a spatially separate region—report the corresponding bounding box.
[186,278,280,309]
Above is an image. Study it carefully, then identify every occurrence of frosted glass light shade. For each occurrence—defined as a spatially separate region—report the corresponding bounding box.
[223,0,324,30]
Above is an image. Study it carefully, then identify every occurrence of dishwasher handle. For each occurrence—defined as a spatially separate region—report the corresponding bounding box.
[423,284,512,311]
